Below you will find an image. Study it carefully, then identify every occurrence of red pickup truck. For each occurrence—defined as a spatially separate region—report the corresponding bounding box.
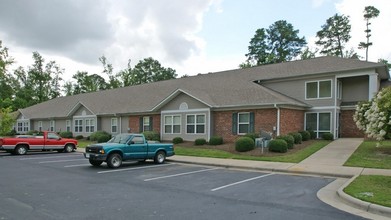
[0,131,78,155]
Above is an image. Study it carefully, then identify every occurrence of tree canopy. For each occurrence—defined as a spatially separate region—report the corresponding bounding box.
[243,20,306,67]
[359,6,380,61]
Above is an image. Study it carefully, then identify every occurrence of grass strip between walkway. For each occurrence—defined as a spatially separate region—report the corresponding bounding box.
[175,140,330,163]
[344,140,391,169]
[344,175,391,208]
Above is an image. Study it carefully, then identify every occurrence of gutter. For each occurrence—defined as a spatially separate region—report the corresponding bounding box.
[274,104,280,136]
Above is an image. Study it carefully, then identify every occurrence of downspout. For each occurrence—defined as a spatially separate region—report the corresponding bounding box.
[274,104,280,136]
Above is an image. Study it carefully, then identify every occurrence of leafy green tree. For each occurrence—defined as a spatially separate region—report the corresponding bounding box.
[378,59,391,70]
[244,20,306,66]
[315,14,351,57]
[100,55,121,89]
[131,57,177,85]
[117,59,133,87]
[359,6,380,61]
[300,47,318,60]
[72,71,107,94]
[0,107,16,136]
[0,41,15,109]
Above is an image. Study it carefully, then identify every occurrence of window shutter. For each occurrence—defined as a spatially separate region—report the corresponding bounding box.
[249,112,255,133]
[149,116,153,131]
[139,117,143,133]
[232,113,238,135]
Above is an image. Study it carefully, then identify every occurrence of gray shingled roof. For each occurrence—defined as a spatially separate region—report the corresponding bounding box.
[19,56,389,119]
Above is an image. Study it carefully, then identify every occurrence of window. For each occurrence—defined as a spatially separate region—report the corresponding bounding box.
[16,121,29,132]
[85,119,95,133]
[111,118,118,133]
[48,132,60,139]
[143,117,150,132]
[164,115,181,134]
[186,114,205,134]
[38,121,43,131]
[66,120,71,132]
[306,80,332,99]
[305,112,331,138]
[238,113,250,134]
[131,136,144,144]
[337,80,343,99]
[74,119,83,133]
[50,120,55,132]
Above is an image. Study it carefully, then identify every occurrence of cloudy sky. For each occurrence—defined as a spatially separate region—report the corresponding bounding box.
[0,0,390,81]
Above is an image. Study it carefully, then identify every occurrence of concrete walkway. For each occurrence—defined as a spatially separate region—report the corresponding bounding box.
[167,138,391,219]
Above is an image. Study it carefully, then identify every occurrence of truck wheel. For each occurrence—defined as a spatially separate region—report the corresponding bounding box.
[107,153,122,168]
[89,159,103,167]
[15,145,28,155]
[64,144,74,153]
[154,151,166,164]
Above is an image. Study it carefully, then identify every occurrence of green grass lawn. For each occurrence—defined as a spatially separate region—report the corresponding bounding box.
[344,140,391,169]
[77,140,95,148]
[344,175,391,207]
[175,140,330,163]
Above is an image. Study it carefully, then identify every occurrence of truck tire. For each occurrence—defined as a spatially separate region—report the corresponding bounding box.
[107,153,122,168]
[64,144,74,153]
[89,159,103,167]
[154,151,166,164]
[15,145,28,155]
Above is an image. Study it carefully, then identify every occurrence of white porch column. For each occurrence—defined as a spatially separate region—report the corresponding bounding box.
[368,73,379,100]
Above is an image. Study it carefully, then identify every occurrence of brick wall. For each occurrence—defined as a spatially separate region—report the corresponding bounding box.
[213,109,277,143]
[279,109,304,135]
[340,110,364,137]
[128,114,161,133]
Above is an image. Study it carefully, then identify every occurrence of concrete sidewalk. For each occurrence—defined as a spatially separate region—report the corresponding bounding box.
[167,138,391,219]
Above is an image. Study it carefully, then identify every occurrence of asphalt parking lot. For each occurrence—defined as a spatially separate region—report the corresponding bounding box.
[0,151,365,220]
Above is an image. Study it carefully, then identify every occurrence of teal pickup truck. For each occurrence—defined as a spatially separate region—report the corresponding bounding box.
[83,133,174,168]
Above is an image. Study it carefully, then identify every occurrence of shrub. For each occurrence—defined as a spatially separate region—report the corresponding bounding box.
[243,133,260,141]
[90,131,111,143]
[75,135,84,140]
[268,139,288,153]
[299,130,311,141]
[308,130,316,139]
[172,137,184,144]
[59,131,73,138]
[276,135,294,149]
[26,130,39,135]
[195,138,207,146]
[142,131,160,141]
[289,132,302,144]
[235,137,255,152]
[209,136,223,145]
[322,132,334,141]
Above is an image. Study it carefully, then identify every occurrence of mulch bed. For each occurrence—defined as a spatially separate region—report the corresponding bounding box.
[175,140,316,157]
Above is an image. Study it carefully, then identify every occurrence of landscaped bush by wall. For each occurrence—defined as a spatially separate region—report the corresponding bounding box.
[299,130,311,141]
[243,133,260,141]
[75,135,84,140]
[209,136,223,145]
[195,138,207,146]
[172,137,184,144]
[268,139,288,153]
[289,132,302,144]
[59,131,73,138]
[235,137,255,152]
[322,132,334,141]
[90,131,111,143]
[142,131,160,141]
[276,135,294,149]
[308,130,316,139]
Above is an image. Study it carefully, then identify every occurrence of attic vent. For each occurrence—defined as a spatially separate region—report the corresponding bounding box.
[179,102,188,110]
[82,110,86,116]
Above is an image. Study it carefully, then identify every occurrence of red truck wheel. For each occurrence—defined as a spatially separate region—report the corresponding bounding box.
[64,144,74,153]
[15,145,28,155]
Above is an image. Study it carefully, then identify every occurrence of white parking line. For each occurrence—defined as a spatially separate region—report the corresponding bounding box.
[20,154,82,160]
[98,163,175,174]
[211,173,275,192]
[144,167,219,182]
[38,159,86,164]
[64,164,91,168]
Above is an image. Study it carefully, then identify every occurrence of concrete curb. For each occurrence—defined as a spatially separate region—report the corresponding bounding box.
[337,175,391,218]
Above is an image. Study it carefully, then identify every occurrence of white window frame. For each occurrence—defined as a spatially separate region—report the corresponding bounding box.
[164,115,181,134]
[304,112,332,138]
[143,116,151,132]
[111,118,118,133]
[16,120,29,133]
[186,114,206,134]
[85,119,95,133]
[305,80,332,100]
[38,121,43,131]
[66,120,71,132]
[50,120,55,132]
[74,119,83,133]
[238,112,250,135]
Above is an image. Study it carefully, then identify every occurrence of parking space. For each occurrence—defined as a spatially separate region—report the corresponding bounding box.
[0,152,365,220]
